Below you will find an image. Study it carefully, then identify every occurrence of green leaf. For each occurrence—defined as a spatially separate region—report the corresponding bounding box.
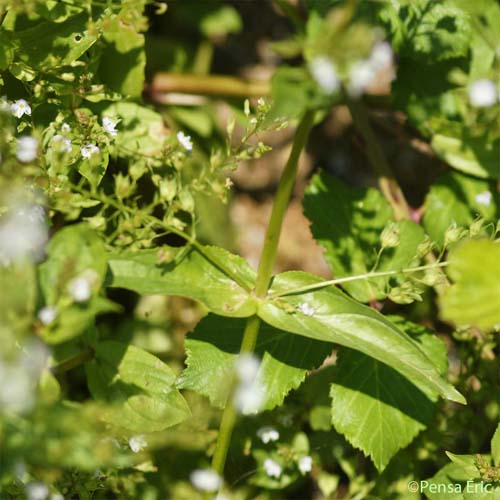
[259,271,465,404]
[177,314,331,411]
[38,224,115,343]
[102,102,166,161]
[86,341,190,432]
[380,0,471,61]
[440,239,500,330]
[4,12,99,74]
[106,245,257,317]
[423,172,498,248]
[98,17,145,97]
[304,171,425,302]
[424,462,472,500]
[200,6,242,38]
[40,224,107,304]
[430,119,500,180]
[492,423,500,466]
[330,317,447,471]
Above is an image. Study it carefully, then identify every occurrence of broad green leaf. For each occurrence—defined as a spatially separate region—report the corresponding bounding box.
[77,148,110,187]
[259,271,465,404]
[106,245,257,317]
[330,317,448,471]
[4,12,99,74]
[380,0,471,61]
[423,172,498,248]
[304,171,425,302]
[39,224,107,304]
[177,314,331,411]
[102,102,166,161]
[86,341,190,432]
[492,423,500,466]
[38,224,115,343]
[99,17,145,97]
[440,239,500,330]
[430,119,500,180]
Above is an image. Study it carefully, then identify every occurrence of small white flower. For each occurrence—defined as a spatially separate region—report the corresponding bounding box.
[309,56,340,95]
[298,455,313,474]
[102,116,118,137]
[52,134,72,153]
[80,143,99,159]
[234,382,264,414]
[468,79,497,107]
[16,136,38,163]
[263,458,282,478]
[348,61,377,97]
[25,482,49,500]
[190,469,222,492]
[61,122,71,133]
[0,202,47,263]
[38,306,57,325]
[298,302,315,317]
[68,276,92,303]
[11,99,31,119]
[257,426,279,444]
[177,131,193,151]
[128,434,147,453]
[475,191,492,206]
[369,41,393,70]
[235,353,260,384]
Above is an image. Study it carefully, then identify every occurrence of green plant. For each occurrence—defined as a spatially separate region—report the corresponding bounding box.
[1,0,500,499]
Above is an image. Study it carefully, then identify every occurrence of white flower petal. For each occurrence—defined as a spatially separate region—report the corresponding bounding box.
[190,469,222,492]
[309,56,340,94]
[468,79,497,108]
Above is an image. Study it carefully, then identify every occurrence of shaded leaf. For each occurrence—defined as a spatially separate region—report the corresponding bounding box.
[86,341,190,432]
[304,171,425,302]
[423,172,498,248]
[177,314,331,411]
[330,317,447,471]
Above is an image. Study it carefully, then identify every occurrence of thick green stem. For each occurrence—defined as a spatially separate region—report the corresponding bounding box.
[255,110,315,297]
[210,111,315,477]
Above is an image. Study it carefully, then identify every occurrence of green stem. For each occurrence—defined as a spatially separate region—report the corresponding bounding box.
[50,348,94,374]
[210,111,315,477]
[255,110,315,297]
[270,261,449,298]
[346,96,410,221]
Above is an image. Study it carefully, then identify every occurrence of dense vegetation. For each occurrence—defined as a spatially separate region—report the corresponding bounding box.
[1,0,500,499]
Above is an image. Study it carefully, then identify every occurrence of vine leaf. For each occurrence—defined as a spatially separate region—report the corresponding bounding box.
[106,245,257,317]
[85,341,190,432]
[177,314,331,411]
[330,317,448,471]
[440,239,500,330]
[259,271,465,404]
[303,171,425,302]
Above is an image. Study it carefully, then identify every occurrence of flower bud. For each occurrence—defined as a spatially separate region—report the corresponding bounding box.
[469,217,484,237]
[388,282,422,304]
[416,235,434,258]
[444,222,466,247]
[381,222,400,249]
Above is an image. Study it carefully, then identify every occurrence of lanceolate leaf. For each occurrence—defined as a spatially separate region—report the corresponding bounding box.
[330,317,448,471]
[303,171,425,302]
[106,245,257,317]
[440,239,500,330]
[177,314,332,411]
[259,271,465,404]
[86,341,190,432]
